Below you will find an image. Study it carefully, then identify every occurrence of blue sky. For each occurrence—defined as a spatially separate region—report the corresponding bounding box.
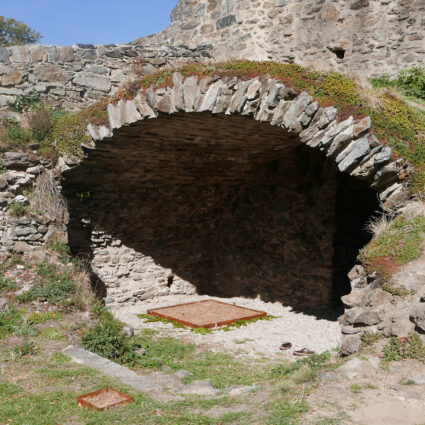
[2,0,178,46]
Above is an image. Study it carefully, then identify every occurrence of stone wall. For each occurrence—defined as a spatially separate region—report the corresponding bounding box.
[0,43,211,110]
[0,72,416,350]
[136,0,425,77]
[1,0,424,114]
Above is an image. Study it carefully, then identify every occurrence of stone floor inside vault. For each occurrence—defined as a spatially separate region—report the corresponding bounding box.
[111,294,342,358]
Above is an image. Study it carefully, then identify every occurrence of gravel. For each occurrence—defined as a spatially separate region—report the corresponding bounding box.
[111,294,342,358]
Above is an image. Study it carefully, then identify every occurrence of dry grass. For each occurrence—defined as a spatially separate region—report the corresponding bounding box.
[346,72,384,110]
[30,171,69,223]
[365,215,393,237]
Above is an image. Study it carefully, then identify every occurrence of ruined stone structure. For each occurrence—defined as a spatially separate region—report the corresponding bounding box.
[0,43,212,109]
[137,0,425,77]
[0,0,424,352]
[1,0,425,113]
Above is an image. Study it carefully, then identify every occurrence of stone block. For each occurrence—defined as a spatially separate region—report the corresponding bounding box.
[0,47,9,62]
[216,15,237,30]
[73,72,111,92]
[33,64,68,83]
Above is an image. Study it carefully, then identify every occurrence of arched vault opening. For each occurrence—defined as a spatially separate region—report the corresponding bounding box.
[62,112,380,316]
[60,74,411,319]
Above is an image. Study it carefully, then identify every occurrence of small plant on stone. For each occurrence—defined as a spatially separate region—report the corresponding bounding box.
[401,378,416,385]
[382,334,425,363]
[382,283,415,297]
[26,105,52,141]
[1,118,32,148]
[8,202,29,218]
[0,276,17,293]
[46,239,71,263]
[350,384,362,394]
[7,90,41,113]
[361,332,382,346]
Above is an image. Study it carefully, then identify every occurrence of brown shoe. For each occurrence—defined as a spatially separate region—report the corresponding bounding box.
[279,342,292,350]
[293,348,315,357]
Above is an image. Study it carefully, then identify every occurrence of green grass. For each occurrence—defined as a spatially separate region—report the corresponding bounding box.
[270,352,332,379]
[371,66,425,100]
[38,327,66,341]
[12,341,39,358]
[27,310,63,324]
[265,400,310,425]
[0,306,24,339]
[81,309,145,367]
[16,262,76,305]
[137,313,278,333]
[382,334,425,363]
[358,214,425,278]
[49,352,71,364]
[0,276,17,293]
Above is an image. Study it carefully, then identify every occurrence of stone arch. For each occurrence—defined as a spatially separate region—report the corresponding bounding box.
[61,74,412,315]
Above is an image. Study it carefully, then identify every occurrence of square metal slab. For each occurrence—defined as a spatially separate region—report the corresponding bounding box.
[77,387,134,411]
[147,299,267,329]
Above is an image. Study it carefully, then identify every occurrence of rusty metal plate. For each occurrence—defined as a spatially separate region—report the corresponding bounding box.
[77,387,134,411]
[147,299,267,329]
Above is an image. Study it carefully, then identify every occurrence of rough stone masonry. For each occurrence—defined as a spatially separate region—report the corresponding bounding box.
[1,0,425,111]
[0,0,424,354]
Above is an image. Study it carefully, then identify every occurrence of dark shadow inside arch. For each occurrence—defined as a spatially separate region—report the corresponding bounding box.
[62,112,380,319]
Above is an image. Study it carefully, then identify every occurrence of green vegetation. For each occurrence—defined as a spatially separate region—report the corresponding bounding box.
[27,310,62,324]
[358,214,425,278]
[16,262,76,305]
[371,66,425,100]
[7,90,41,113]
[382,334,425,363]
[0,306,23,339]
[46,239,72,263]
[38,327,66,341]
[0,16,42,47]
[350,382,378,394]
[382,283,415,297]
[82,307,145,367]
[266,400,309,425]
[360,332,382,346]
[12,340,39,358]
[137,313,278,333]
[39,99,108,158]
[7,201,29,217]
[0,276,17,293]
[270,352,332,381]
